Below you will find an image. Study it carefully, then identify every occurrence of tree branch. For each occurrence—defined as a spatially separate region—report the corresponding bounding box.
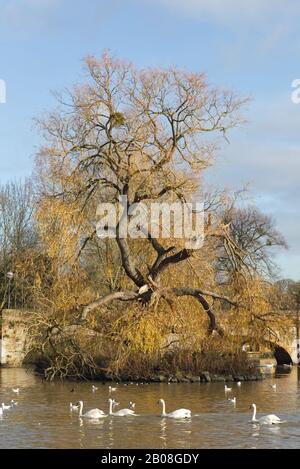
[81,290,139,319]
[172,287,225,336]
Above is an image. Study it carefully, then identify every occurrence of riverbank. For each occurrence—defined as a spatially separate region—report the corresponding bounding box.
[30,361,266,383]
[29,351,274,383]
[131,371,266,383]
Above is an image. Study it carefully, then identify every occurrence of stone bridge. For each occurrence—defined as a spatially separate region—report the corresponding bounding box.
[0,309,33,366]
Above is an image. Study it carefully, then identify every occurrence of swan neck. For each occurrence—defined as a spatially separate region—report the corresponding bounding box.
[109,399,113,415]
[161,399,166,416]
[78,401,83,416]
[252,404,256,421]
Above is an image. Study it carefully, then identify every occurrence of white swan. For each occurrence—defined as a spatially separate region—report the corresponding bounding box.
[109,386,117,393]
[12,388,20,394]
[228,397,236,404]
[91,385,98,392]
[270,384,277,390]
[225,385,232,392]
[158,399,191,419]
[70,402,79,411]
[237,381,241,387]
[250,403,282,425]
[108,399,137,416]
[2,403,11,410]
[77,401,106,419]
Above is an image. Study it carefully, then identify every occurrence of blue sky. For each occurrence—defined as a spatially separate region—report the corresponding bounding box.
[0,0,300,279]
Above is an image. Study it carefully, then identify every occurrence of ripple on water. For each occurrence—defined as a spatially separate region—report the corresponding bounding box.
[1,367,300,448]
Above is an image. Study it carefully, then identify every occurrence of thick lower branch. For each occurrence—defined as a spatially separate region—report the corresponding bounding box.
[81,290,139,319]
[81,284,232,337]
[172,287,224,336]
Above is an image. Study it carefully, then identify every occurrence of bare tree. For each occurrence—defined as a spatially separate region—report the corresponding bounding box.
[216,205,287,282]
[0,179,36,309]
[35,53,250,337]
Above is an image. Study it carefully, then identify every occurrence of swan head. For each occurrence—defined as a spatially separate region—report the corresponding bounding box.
[250,403,256,410]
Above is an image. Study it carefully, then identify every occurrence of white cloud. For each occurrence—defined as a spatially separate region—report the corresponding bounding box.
[138,0,300,60]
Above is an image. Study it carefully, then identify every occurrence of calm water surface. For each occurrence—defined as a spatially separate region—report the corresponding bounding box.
[1,367,300,448]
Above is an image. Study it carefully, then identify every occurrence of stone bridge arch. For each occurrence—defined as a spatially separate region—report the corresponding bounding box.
[273,344,293,365]
[269,329,299,365]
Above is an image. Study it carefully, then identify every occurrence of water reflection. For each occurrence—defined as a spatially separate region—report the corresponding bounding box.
[159,419,168,448]
[0,367,300,448]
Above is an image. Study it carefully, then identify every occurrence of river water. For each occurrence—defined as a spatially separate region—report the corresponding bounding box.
[0,367,300,449]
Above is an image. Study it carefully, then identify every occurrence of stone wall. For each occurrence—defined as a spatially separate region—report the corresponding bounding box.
[0,309,33,366]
